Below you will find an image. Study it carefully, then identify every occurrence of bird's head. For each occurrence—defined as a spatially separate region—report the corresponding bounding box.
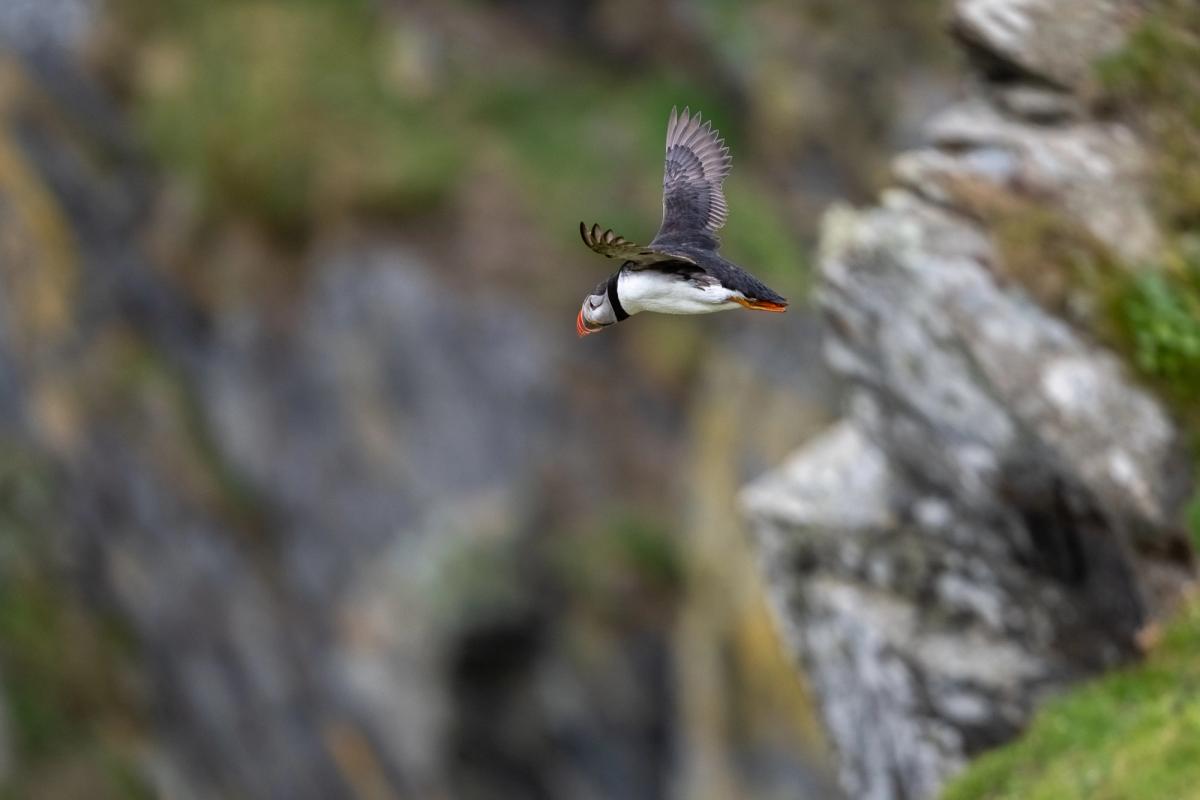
[577,280,618,337]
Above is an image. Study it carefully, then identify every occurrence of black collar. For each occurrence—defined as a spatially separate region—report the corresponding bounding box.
[606,273,629,321]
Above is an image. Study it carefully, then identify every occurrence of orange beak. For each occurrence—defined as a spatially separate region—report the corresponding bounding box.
[577,308,595,337]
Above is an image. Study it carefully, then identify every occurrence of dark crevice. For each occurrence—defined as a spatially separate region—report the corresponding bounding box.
[950,21,1070,91]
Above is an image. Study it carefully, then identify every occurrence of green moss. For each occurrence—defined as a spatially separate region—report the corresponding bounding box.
[942,602,1200,800]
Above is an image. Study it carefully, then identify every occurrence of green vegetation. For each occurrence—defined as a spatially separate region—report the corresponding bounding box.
[1100,249,1200,551]
[590,512,686,594]
[1098,0,1200,547]
[0,446,150,799]
[554,512,686,607]
[122,0,467,235]
[113,0,806,290]
[1097,0,1200,231]
[942,600,1200,800]
[1115,243,1200,405]
[1188,494,1200,553]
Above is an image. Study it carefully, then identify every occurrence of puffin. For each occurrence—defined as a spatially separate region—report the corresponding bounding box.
[576,106,788,337]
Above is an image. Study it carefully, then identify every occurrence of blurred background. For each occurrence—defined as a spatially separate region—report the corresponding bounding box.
[0,0,975,797]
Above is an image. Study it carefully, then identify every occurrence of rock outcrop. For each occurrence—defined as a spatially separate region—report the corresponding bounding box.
[742,1,1195,798]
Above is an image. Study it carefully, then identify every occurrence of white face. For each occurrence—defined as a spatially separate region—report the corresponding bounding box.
[577,290,616,336]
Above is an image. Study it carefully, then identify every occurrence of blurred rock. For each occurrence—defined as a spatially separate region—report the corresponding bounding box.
[0,37,690,800]
[204,241,559,598]
[0,0,96,56]
[743,0,1195,798]
[953,0,1137,93]
[898,96,1160,261]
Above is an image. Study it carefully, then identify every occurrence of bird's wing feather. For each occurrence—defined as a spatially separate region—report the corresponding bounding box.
[579,222,697,268]
[651,106,732,251]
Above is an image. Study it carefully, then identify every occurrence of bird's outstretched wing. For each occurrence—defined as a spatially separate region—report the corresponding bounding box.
[651,107,732,251]
[579,222,696,267]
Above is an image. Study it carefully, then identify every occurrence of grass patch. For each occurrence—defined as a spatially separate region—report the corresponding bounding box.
[942,600,1200,800]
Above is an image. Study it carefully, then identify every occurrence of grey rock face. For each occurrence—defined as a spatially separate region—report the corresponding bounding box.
[953,0,1136,93]
[743,1,1194,798]
[899,97,1160,261]
[0,0,96,55]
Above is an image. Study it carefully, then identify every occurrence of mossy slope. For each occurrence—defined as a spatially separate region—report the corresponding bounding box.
[942,600,1200,800]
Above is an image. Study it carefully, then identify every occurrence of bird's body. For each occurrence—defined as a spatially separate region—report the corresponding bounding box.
[617,269,740,315]
[576,107,788,336]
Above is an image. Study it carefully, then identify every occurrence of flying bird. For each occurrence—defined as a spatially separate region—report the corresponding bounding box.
[576,107,787,337]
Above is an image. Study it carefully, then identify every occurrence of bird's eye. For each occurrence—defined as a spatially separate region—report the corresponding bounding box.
[588,297,602,309]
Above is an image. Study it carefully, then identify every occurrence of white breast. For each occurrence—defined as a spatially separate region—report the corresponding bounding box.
[617,271,741,316]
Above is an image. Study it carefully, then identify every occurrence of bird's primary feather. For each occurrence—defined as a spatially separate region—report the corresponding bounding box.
[579,222,659,263]
[652,106,732,251]
[579,221,697,268]
[580,108,732,262]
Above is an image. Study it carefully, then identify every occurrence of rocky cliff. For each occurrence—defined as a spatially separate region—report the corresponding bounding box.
[5,0,1195,798]
[0,1,855,798]
[743,1,1197,798]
